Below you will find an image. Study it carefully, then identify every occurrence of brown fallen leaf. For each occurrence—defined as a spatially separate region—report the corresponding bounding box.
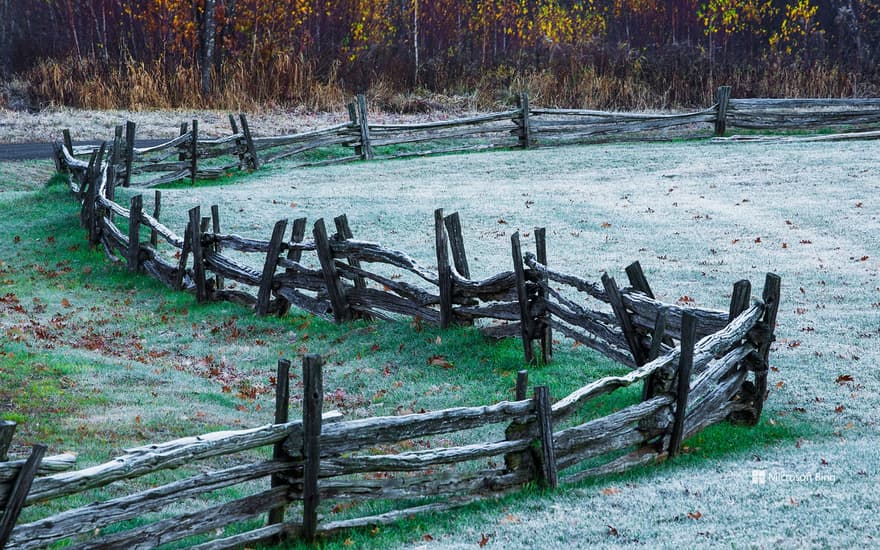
[600,487,621,496]
[479,533,492,547]
[836,374,854,384]
[834,405,845,413]
[687,511,702,520]
[427,355,454,369]
[608,525,619,536]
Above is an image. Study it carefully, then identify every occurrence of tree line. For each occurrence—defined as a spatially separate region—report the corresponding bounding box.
[2,0,879,108]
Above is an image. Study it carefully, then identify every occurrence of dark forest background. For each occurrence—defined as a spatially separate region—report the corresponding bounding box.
[2,1,879,110]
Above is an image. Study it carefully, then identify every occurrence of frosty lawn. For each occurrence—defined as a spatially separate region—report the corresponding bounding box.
[3,137,879,548]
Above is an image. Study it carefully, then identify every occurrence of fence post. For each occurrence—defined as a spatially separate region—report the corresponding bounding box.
[110,125,123,187]
[435,209,453,329]
[0,420,15,461]
[302,354,324,543]
[511,231,535,364]
[347,102,363,159]
[534,227,552,364]
[123,121,136,188]
[334,214,372,322]
[669,311,697,458]
[150,191,162,249]
[239,114,260,170]
[355,94,373,160]
[267,358,291,527]
[228,115,246,169]
[127,195,143,272]
[177,122,188,162]
[0,444,47,548]
[515,370,529,401]
[62,129,74,159]
[518,92,532,149]
[601,273,647,367]
[256,219,289,316]
[751,273,781,423]
[715,85,732,137]
[175,225,192,291]
[443,212,470,280]
[313,218,352,322]
[625,261,673,396]
[209,204,222,288]
[188,206,208,302]
[534,386,558,488]
[190,119,199,185]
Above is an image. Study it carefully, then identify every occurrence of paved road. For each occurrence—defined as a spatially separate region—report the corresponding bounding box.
[1,140,167,161]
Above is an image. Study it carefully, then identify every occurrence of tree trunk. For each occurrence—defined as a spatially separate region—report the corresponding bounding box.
[201,0,217,96]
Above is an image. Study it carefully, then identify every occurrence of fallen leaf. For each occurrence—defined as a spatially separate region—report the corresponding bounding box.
[427,355,454,369]
[423,534,434,541]
[775,381,785,389]
[601,222,612,228]
[687,511,703,520]
[789,497,799,506]
[497,218,507,224]
[479,533,492,547]
[834,405,845,413]
[754,237,762,243]
[836,374,854,384]
[608,525,619,536]
[61,298,71,308]
[600,487,621,496]
[343,538,354,547]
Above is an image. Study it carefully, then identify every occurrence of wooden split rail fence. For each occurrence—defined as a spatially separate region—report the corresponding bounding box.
[0,116,784,547]
[1,275,778,548]
[56,88,880,188]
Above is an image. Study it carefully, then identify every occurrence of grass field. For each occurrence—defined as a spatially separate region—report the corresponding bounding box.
[2,138,879,548]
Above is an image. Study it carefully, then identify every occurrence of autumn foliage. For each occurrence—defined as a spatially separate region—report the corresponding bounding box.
[3,0,880,109]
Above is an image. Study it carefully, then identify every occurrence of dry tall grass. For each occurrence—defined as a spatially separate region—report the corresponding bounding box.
[22,52,870,113]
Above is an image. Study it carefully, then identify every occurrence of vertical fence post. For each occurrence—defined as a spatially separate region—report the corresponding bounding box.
[715,85,732,137]
[515,370,529,401]
[669,311,697,458]
[123,121,136,188]
[127,195,143,272]
[228,115,246,169]
[190,119,199,185]
[177,122,188,162]
[355,94,373,160]
[175,225,192,291]
[87,148,106,248]
[334,214,372,322]
[752,273,781,422]
[534,227,552,364]
[518,92,532,149]
[643,306,668,399]
[728,279,752,322]
[188,206,208,302]
[62,129,74,159]
[0,444,46,548]
[148,191,161,249]
[257,219,289,316]
[0,420,15,461]
[435,209,453,329]
[601,273,647,367]
[267,358,291,527]
[510,231,535,364]
[443,212,470,280]
[239,114,260,170]
[209,204,222,288]
[313,218,352,322]
[347,102,363,159]
[534,385,558,488]
[302,354,324,543]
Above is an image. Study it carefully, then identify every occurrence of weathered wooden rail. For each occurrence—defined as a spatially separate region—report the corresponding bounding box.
[56,87,880,188]
[0,129,786,547]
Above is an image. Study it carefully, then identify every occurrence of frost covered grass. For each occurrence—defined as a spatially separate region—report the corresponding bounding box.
[3,137,880,547]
